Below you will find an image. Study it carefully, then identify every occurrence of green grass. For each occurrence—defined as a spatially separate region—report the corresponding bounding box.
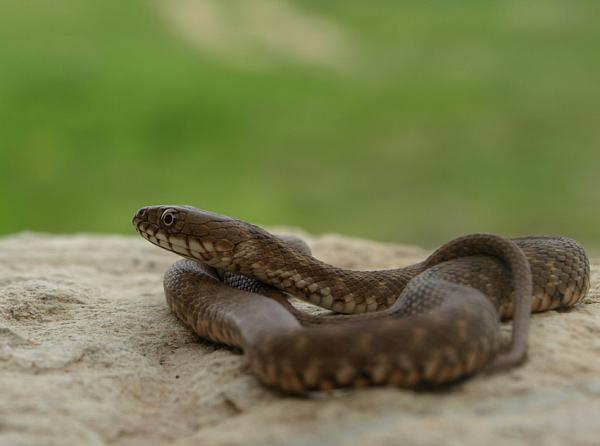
[1,0,599,248]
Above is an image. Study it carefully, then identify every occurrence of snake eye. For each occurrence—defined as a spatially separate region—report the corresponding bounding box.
[161,210,177,226]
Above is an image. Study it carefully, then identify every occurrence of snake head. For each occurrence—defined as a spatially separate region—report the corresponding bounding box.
[133,205,187,235]
[133,205,265,269]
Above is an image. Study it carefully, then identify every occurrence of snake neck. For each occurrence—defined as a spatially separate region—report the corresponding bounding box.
[235,250,421,314]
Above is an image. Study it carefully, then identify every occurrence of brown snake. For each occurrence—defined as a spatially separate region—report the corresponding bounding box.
[133,205,590,394]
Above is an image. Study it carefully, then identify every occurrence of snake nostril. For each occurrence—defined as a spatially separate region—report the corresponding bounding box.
[137,208,146,218]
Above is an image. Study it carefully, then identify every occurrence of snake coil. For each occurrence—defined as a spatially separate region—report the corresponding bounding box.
[133,205,590,393]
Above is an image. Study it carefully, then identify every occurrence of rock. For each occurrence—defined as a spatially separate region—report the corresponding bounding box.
[0,232,598,446]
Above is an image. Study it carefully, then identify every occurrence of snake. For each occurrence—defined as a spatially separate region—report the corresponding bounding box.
[132,205,590,394]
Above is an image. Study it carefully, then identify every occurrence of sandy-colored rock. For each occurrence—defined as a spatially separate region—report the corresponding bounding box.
[0,231,599,446]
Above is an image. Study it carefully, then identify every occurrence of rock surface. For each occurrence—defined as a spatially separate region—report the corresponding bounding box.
[0,231,599,446]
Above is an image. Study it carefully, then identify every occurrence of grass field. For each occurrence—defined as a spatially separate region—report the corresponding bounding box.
[1,0,599,248]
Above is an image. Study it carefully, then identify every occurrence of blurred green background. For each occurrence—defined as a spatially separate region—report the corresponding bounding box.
[1,0,599,249]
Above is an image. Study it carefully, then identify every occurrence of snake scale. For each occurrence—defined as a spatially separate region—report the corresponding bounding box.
[133,205,590,394]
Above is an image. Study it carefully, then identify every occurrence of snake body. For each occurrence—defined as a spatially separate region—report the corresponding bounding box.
[133,205,590,393]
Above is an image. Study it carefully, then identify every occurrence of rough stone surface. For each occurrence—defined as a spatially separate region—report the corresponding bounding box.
[0,231,599,446]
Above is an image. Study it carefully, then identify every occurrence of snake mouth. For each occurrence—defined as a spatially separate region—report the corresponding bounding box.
[135,223,211,261]
[134,217,232,268]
